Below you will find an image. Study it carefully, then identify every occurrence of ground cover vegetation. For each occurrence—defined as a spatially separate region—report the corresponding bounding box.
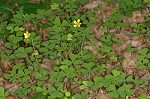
[0,0,150,99]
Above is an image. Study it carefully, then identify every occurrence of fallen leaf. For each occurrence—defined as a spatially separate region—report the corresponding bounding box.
[83,1,101,9]
[121,59,135,75]
[0,59,12,73]
[132,11,145,23]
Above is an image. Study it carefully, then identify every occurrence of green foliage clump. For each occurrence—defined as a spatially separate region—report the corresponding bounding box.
[0,0,149,99]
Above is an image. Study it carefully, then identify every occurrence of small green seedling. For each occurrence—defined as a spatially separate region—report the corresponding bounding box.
[0,87,9,99]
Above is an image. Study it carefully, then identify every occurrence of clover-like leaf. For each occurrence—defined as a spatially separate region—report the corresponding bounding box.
[106,84,117,91]
[112,70,120,77]
[0,87,5,96]
[69,53,77,62]
[54,17,61,25]
[138,48,148,56]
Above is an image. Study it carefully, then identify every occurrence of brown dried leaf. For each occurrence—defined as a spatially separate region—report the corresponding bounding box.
[6,95,19,99]
[123,52,132,59]
[113,40,131,54]
[40,58,53,71]
[121,59,135,74]
[131,35,144,48]
[83,46,98,54]
[5,82,19,93]
[40,17,49,24]
[95,93,111,99]
[0,59,12,73]
[30,0,44,4]
[0,77,5,86]
[123,16,133,23]
[92,26,105,38]
[83,1,101,9]
[132,11,145,23]
[115,33,130,41]
[141,73,150,81]
[41,28,49,41]
[130,52,138,62]
[94,89,111,99]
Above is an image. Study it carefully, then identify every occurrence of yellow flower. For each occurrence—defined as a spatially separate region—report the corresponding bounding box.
[24,31,30,39]
[73,19,81,27]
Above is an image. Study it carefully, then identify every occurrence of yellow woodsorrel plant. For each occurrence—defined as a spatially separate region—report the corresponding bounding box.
[0,0,149,99]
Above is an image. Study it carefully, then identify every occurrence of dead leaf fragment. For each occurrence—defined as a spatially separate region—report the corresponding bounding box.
[40,58,52,71]
[83,1,101,9]
[0,59,12,73]
[132,11,145,23]
[83,45,98,54]
[121,59,135,74]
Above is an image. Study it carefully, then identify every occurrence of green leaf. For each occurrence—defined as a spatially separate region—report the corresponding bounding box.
[51,91,63,98]
[36,87,44,92]
[18,70,25,76]
[92,82,104,90]
[4,42,11,49]
[108,91,119,98]
[69,53,77,61]
[83,62,95,70]
[16,31,23,37]
[105,75,114,79]
[34,36,41,41]
[13,37,23,43]
[25,47,33,53]
[0,87,5,96]
[146,53,150,58]
[14,26,20,32]
[65,91,71,97]
[79,85,87,90]
[54,17,61,25]
[138,48,148,55]
[138,55,145,61]
[116,22,128,28]
[126,75,133,82]
[31,92,45,99]
[32,50,39,56]
[112,13,123,22]
[51,3,59,10]
[100,45,112,53]
[94,76,103,82]
[138,93,150,99]
[103,22,115,28]
[61,60,72,66]
[64,68,76,78]
[41,41,50,47]
[62,20,68,26]
[130,23,138,28]
[80,69,88,74]
[47,87,56,94]
[127,89,136,96]
[112,70,120,77]
[106,84,116,91]
[72,93,85,99]
[67,34,73,40]
[0,4,14,13]
[4,91,9,97]
[82,81,94,87]
[60,65,68,70]
[7,25,14,31]
[143,59,149,64]
[21,3,48,14]
[117,86,126,97]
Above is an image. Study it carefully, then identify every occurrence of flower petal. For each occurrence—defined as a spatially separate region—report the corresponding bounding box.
[77,19,80,22]
[74,25,77,27]
[74,20,77,24]
[24,31,30,39]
